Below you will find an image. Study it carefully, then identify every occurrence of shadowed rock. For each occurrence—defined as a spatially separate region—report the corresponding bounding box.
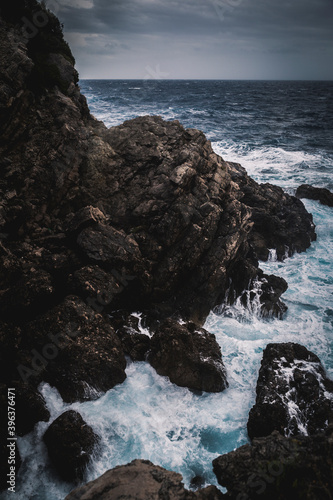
[213,427,333,499]
[15,382,50,436]
[22,296,127,403]
[43,410,99,482]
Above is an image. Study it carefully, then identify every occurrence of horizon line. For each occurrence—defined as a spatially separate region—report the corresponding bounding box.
[79,78,333,82]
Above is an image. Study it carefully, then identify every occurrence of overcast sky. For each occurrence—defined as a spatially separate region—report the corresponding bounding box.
[48,0,333,80]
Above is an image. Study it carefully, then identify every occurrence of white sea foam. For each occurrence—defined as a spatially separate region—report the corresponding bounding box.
[212,141,333,192]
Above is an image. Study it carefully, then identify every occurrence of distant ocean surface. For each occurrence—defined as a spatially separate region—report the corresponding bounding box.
[9,80,333,499]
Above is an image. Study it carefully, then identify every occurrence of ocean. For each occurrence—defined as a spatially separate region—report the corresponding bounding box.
[7,80,333,499]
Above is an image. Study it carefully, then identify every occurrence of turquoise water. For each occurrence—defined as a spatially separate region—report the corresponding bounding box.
[5,81,333,499]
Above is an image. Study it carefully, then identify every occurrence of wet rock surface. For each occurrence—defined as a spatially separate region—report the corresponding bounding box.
[65,459,224,500]
[213,427,333,500]
[296,184,333,207]
[149,319,228,392]
[43,410,100,482]
[247,343,333,440]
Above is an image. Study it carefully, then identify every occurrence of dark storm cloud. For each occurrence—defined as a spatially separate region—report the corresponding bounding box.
[51,0,333,79]
[56,0,333,36]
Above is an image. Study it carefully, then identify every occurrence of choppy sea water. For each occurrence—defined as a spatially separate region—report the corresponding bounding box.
[5,80,333,499]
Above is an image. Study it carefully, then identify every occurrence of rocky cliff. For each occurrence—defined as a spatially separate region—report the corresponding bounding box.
[0,0,318,495]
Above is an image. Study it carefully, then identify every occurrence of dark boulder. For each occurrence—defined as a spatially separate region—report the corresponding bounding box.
[77,223,142,271]
[247,343,333,440]
[213,427,333,499]
[296,184,333,207]
[22,296,127,402]
[43,410,100,482]
[148,319,228,392]
[65,459,224,499]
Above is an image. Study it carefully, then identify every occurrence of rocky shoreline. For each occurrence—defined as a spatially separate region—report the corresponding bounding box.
[0,1,332,498]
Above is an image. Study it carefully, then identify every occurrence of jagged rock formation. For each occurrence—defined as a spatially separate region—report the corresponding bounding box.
[149,319,228,392]
[0,0,315,333]
[65,459,224,500]
[229,163,316,261]
[43,410,100,482]
[296,184,333,207]
[0,1,319,495]
[247,343,333,440]
[213,427,333,499]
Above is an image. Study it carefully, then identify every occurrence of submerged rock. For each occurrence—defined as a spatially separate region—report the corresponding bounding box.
[247,343,333,440]
[213,427,333,499]
[148,319,228,392]
[43,410,99,482]
[296,183,333,207]
[65,459,224,499]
